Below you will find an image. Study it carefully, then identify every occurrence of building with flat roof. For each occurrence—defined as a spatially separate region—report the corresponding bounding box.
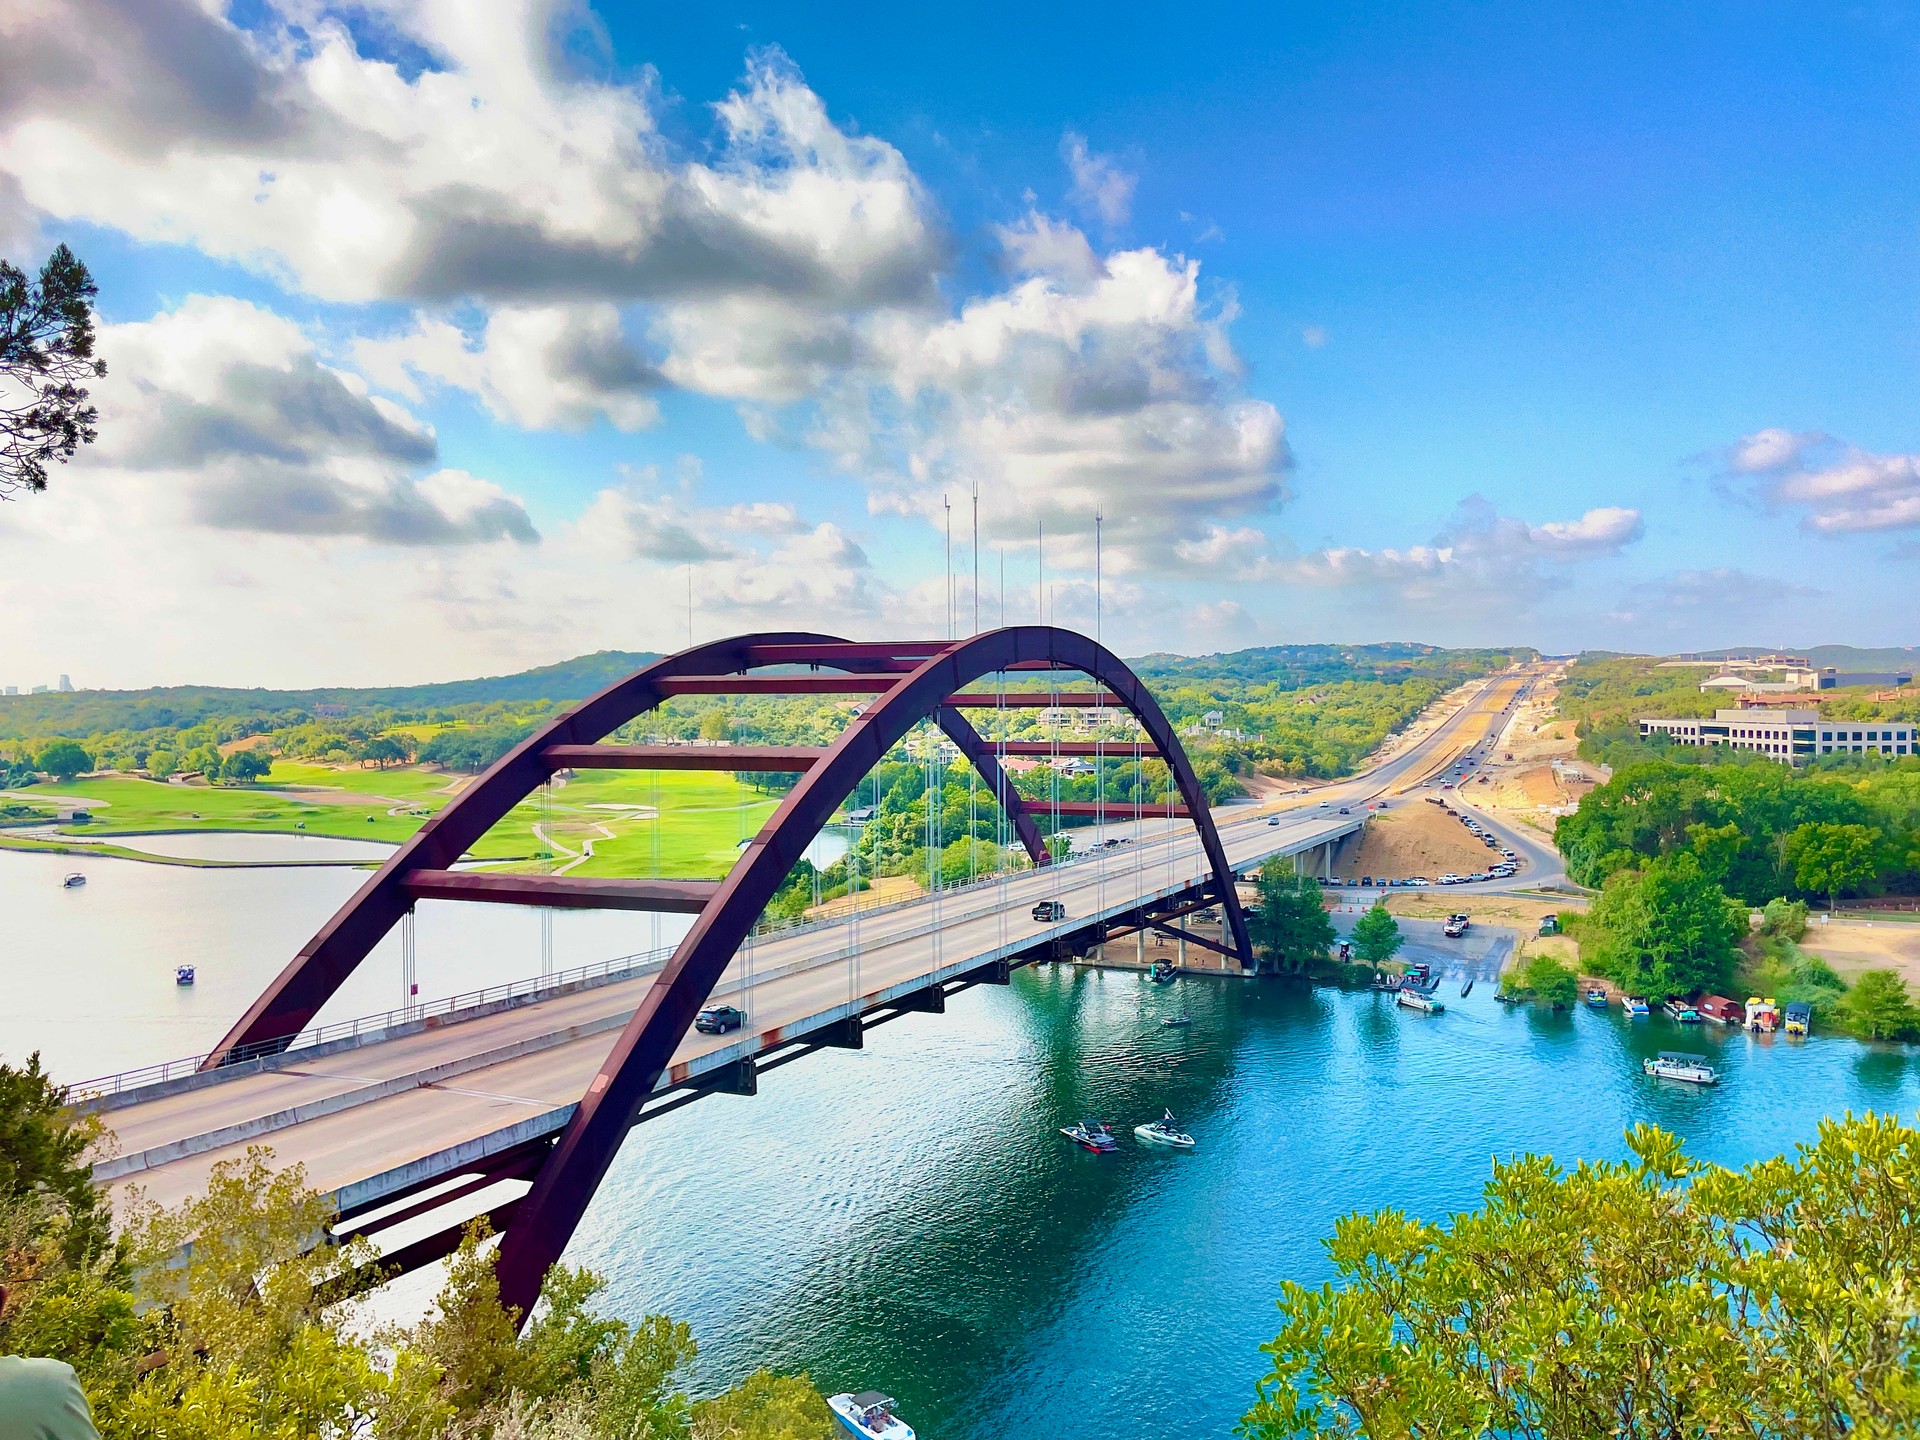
[1639,709,1916,764]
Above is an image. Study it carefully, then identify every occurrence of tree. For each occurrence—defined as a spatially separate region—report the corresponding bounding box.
[0,1052,112,1265]
[1,244,106,497]
[698,709,732,742]
[1348,903,1402,976]
[1249,866,1335,972]
[1840,968,1920,1042]
[144,749,177,780]
[1785,821,1882,911]
[1242,1114,1920,1440]
[358,734,412,769]
[33,738,91,780]
[1759,895,1809,941]
[1501,950,1577,1007]
[220,749,271,784]
[1584,851,1744,999]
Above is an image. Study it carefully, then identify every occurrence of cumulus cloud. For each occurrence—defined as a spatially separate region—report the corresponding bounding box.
[1724,428,1920,534]
[92,296,536,545]
[1061,132,1137,227]
[356,305,663,431]
[0,6,940,309]
[1250,495,1643,605]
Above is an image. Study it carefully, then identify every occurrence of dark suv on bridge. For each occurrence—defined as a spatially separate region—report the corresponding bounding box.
[695,1004,745,1034]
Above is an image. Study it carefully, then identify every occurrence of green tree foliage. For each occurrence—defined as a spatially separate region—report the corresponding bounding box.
[1,243,106,496]
[1557,751,1920,913]
[33,738,91,779]
[1501,951,1578,1007]
[1241,1114,1920,1439]
[1840,969,1920,1042]
[0,1053,111,1265]
[421,722,535,773]
[1785,820,1882,910]
[1347,903,1402,975]
[1,1123,834,1440]
[697,709,733,742]
[1250,867,1335,972]
[141,748,177,779]
[217,749,271,784]
[1759,895,1809,940]
[1582,852,1744,999]
[359,733,415,769]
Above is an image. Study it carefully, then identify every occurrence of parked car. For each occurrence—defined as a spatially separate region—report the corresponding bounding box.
[695,1004,745,1034]
[1032,900,1067,922]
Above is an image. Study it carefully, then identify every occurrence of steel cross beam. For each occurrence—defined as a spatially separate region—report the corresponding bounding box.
[490,626,1255,1320]
[543,744,826,772]
[931,706,1051,866]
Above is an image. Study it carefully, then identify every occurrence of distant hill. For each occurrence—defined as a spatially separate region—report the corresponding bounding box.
[1129,642,1532,689]
[1627,644,1919,671]
[0,640,1533,741]
[0,651,659,739]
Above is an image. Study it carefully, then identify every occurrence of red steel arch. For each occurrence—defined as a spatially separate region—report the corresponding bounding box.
[205,627,1250,1319]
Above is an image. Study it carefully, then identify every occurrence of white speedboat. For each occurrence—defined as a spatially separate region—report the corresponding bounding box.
[1396,988,1444,1014]
[829,1391,914,1440]
[1644,1052,1718,1085]
[1135,1110,1195,1148]
[63,872,86,888]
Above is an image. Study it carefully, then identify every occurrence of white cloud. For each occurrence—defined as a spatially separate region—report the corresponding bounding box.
[1061,132,1136,227]
[0,8,940,309]
[1254,496,1643,607]
[1300,325,1328,349]
[356,305,663,432]
[1725,428,1920,533]
[91,295,536,545]
[1607,567,1824,629]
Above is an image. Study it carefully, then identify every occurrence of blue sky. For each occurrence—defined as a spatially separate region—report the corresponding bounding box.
[2,0,1916,686]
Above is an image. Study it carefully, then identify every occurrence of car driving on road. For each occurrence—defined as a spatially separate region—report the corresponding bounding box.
[695,1003,745,1034]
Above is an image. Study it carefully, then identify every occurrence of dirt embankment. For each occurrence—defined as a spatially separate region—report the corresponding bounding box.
[1331,803,1504,882]
[1798,917,1920,988]
[1461,677,1603,835]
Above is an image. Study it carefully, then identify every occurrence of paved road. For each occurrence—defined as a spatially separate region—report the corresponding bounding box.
[92,667,1542,1220]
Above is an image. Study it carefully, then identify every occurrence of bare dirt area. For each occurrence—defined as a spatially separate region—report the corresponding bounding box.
[1331,804,1500,882]
[1799,916,1920,987]
[1380,891,1579,931]
[1466,677,1603,837]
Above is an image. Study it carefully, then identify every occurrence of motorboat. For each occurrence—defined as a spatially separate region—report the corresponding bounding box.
[174,965,196,986]
[1644,1052,1719,1085]
[62,872,86,888]
[1060,1120,1118,1153]
[828,1391,914,1440]
[1148,960,1177,984]
[1584,988,1609,1009]
[1396,988,1444,1014]
[1161,1014,1193,1029]
[1625,996,1651,1017]
[1663,1000,1700,1024]
[1135,1110,1195,1148]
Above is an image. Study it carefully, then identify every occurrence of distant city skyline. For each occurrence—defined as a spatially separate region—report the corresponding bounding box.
[2,1,1916,686]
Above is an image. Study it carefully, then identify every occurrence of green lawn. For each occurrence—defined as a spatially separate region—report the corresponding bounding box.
[2,763,789,874]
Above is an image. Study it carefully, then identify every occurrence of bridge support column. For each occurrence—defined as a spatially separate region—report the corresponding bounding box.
[821,1015,863,1049]
[713,1057,757,1096]
[899,984,945,1014]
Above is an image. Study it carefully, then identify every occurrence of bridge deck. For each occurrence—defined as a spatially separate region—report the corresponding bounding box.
[92,672,1532,1230]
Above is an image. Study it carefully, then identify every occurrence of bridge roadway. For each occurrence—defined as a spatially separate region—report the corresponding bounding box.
[90,670,1535,1242]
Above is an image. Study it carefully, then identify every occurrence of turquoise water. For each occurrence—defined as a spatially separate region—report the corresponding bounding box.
[571,963,1919,1440]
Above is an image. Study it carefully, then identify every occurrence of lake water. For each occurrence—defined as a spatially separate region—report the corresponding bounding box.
[0,846,689,1082]
[7,847,1918,1439]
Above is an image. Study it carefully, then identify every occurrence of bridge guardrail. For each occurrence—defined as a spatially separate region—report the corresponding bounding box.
[69,943,679,1101]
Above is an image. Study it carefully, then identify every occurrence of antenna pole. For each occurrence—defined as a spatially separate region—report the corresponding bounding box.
[944,495,953,641]
[972,492,979,635]
[1095,507,1103,648]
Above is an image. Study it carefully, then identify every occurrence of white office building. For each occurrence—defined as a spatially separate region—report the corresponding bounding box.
[1639,709,1915,764]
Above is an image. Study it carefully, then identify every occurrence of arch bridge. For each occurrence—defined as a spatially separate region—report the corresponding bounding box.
[85,629,1399,1324]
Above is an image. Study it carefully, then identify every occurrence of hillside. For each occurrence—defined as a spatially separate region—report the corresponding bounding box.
[0,651,658,739]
